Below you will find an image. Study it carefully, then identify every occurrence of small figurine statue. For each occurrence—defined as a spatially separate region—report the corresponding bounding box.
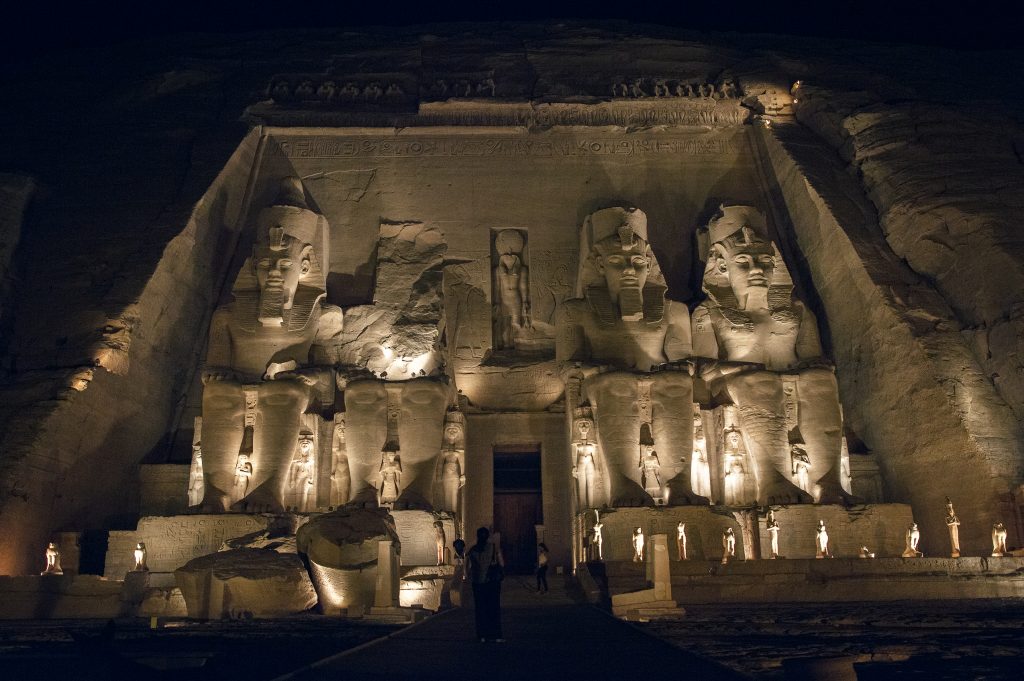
[632,527,645,562]
[378,448,402,507]
[571,415,598,510]
[992,522,1008,557]
[722,528,736,564]
[41,542,63,575]
[691,410,712,500]
[902,523,923,557]
[766,509,781,559]
[722,427,749,505]
[232,453,253,502]
[492,229,532,351]
[288,431,316,511]
[187,443,204,508]
[433,520,447,566]
[945,497,961,558]
[858,546,875,559]
[440,411,467,513]
[676,521,687,560]
[638,443,664,504]
[132,542,148,572]
[815,520,830,558]
[590,510,604,561]
[791,444,812,494]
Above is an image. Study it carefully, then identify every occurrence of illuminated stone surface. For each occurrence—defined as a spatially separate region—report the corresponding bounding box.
[175,549,317,619]
[0,23,1020,588]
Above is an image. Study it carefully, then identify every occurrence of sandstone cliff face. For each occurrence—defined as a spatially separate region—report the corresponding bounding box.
[0,25,1021,572]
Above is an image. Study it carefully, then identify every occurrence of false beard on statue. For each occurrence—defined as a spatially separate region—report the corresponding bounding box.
[619,284,644,321]
[259,285,286,326]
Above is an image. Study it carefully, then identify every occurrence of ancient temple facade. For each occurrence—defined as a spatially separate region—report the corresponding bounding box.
[1,27,1022,592]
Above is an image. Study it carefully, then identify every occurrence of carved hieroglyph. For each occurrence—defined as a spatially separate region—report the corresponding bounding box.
[558,207,704,507]
[201,178,338,512]
[693,205,847,505]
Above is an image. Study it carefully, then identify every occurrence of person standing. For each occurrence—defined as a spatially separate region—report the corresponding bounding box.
[536,543,550,594]
[466,527,504,642]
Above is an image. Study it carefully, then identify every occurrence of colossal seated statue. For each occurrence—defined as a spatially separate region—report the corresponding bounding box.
[557,207,705,507]
[692,205,847,505]
[200,178,340,512]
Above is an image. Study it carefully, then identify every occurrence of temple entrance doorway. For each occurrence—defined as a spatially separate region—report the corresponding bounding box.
[493,448,543,574]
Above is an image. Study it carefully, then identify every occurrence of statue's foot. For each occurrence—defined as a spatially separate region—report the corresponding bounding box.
[200,493,231,513]
[231,487,284,514]
[816,484,862,506]
[673,492,711,506]
[760,479,813,505]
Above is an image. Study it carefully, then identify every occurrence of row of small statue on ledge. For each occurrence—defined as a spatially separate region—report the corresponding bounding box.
[40,541,149,577]
[585,497,1012,564]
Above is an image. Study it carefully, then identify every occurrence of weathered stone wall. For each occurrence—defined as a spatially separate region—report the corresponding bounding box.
[0,25,1021,576]
[754,122,1023,555]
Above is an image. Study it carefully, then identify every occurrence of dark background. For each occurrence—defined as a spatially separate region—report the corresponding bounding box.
[1,0,1017,62]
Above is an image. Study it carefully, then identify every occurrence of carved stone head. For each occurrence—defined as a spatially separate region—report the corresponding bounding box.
[701,205,793,311]
[576,207,667,323]
[254,228,315,326]
[298,431,315,459]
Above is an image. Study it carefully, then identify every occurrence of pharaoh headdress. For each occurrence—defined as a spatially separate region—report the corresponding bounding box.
[231,177,329,331]
[698,204,795,315]
[575,206,668,325]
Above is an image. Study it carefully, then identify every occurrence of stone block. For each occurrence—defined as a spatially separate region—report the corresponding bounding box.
[104,514,276,577]
[391,510,454,567]
[0,575,125,619]
[137,587,188,618]
[174,549,317,620]
[399,565,455,611]
[139,464,190,516]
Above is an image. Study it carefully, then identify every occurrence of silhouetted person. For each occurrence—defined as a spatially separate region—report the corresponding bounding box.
[466,526,504,642]
[536,543,549,594]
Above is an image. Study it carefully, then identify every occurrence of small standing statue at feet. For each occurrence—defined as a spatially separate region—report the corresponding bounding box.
[722,528,736,564]
[590,511,604,561]
[791,444,812,495]
[945,497,961,558]
[42,542,63,575]
[992,522,1008,557]
[766,510,781,559]
[858,546,875,558]
[639,443,664,504]
[815,520,830,558]
[378,448,402,507]
[132,542,148,572]
[434,520,447,566]
[903,523,923,557]
[676,522,687,560]
[233,454,253,501]
[632,527,645,562]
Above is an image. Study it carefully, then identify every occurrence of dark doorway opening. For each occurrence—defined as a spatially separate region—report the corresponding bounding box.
[493,448,542,574]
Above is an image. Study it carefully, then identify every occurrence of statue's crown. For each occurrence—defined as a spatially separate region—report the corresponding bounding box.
[588,206,648,246]
[707,204,768,246]
[445,408,465,426]
[258,177,320,247]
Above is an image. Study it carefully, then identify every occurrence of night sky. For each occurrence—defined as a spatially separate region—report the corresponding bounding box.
[1,0,1016,61]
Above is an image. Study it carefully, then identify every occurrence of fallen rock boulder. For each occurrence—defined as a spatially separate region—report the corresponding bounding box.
[174,549,317,619]
[296,507,400,613]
